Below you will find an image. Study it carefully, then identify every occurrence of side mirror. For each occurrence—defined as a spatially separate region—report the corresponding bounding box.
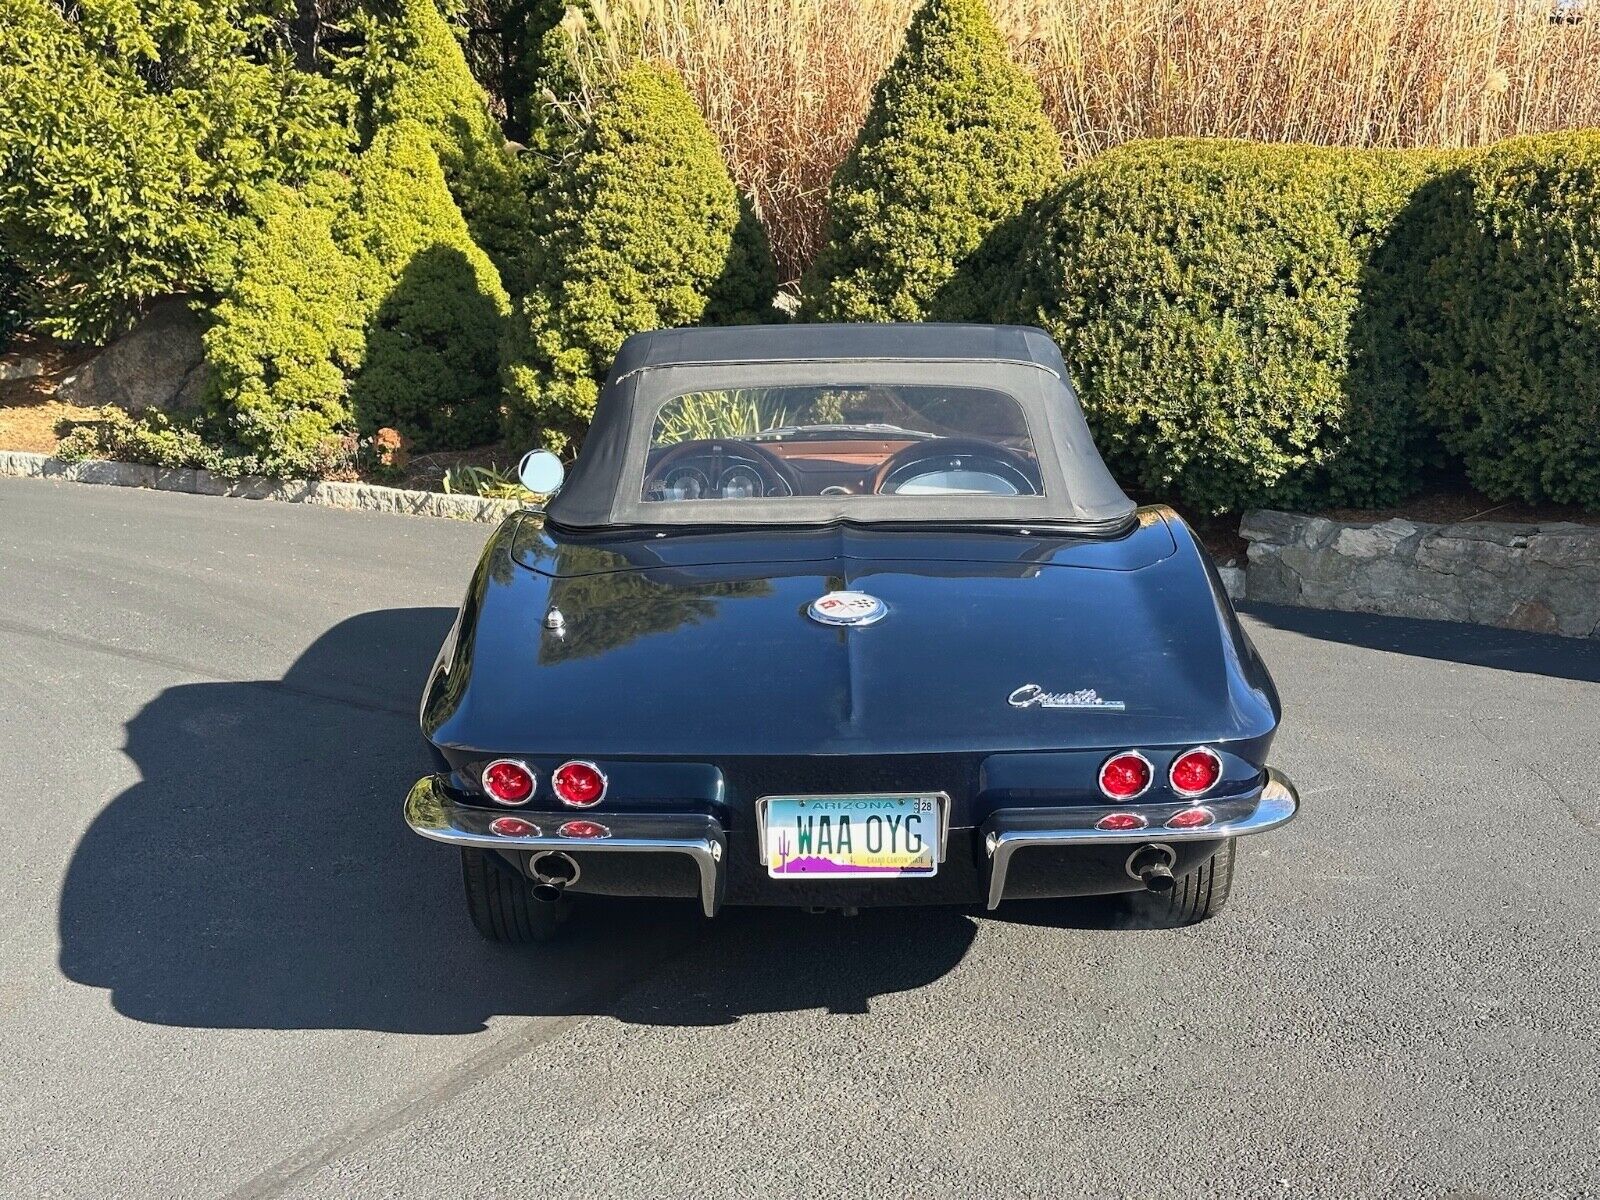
[517,449,565,497]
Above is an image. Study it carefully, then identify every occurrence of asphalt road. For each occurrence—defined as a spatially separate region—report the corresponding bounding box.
[2,476,1598,1200]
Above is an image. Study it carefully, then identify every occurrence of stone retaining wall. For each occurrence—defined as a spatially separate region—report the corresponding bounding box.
[1241,509,1600,638]
[0,451,520,524]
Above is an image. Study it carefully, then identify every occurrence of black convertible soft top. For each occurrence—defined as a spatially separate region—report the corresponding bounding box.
[546,324,1137,533]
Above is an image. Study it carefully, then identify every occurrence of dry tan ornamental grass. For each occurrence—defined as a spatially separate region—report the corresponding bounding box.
[573,0,1600,280]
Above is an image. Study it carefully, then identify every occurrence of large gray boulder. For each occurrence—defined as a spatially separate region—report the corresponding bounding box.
[59,298,209,411]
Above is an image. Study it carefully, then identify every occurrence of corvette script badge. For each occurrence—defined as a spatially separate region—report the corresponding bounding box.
[807,590,887,627]
[1008,684,1126,711]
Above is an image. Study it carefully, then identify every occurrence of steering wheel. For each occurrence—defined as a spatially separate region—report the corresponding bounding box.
[643,438,799,502]
[871,438,1042,496]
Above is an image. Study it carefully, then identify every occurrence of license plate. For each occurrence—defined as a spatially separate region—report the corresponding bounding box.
[760,794,944,879]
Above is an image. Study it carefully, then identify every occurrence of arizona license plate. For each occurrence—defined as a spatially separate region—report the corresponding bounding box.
[761,794,943,879]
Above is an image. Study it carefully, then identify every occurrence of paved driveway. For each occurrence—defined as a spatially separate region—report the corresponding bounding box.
[2,477,1597,1199]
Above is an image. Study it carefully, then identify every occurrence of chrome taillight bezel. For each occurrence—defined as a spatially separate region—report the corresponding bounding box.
[1098,750,1155,801]
[552,760,608,808]
[481,758,537,806]
[1168,746,1224,799]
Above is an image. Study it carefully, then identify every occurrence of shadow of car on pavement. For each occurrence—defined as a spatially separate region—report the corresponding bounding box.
[56,607,980,1032]
[1240,601,1600,684]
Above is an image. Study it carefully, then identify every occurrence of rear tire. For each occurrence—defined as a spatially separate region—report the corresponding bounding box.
[1121,839,1234,928]
[460,848,571,943]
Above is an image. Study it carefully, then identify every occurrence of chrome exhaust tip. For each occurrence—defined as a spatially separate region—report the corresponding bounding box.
[1125,843,1178,893]
[528,851,580,901]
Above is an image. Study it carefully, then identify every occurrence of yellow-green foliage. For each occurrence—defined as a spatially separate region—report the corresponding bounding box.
[1009,139,1466,514]
[360,0,534,295]
[801,0,1062,322]
[1413,133,1600,509]
[202,175,367,473]
[502,63,777,455]
[205,122,509,470]
[348,121,512,450]
[518,0,588,162]
[0,0,349,342]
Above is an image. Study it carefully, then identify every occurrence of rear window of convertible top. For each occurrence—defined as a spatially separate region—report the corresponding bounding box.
[642,384,1043,504]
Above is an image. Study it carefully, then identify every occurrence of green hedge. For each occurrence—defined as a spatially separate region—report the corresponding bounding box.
[802,0,1061,323]
[502,63,777,455]
[1413,133,1600,509]
[1007,139,1468,514]
[1008,133,1600,514]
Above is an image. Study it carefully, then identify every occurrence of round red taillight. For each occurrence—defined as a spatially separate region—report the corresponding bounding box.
[1168,806,1215,829]
[489,815,541,837]
[482,759,535,805]
[557,819,611,839]
[1096,811,1148,832]
[1099,752,1153,800]
[1170,748,1222,798]
[552,760,606,807]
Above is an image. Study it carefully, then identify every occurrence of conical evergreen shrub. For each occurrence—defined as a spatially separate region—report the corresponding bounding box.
[801,0,1062,323]
[502,63,777,455]
[359,0,533,295]
[202,174,367,474]
[205,122,510,468]
[348,121,512,450]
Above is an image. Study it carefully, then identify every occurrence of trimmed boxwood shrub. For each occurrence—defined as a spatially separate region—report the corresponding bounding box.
[348,121,511,450]
[354,0,533,296]
[502,63,777,455]
[1414,132,1600,509]
[801,0,1062,323]
[1008,139,1464,514]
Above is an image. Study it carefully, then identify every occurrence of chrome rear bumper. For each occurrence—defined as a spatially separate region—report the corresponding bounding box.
[405,768,1299,916]
[980,767,1300,909]
[404,776,726,917]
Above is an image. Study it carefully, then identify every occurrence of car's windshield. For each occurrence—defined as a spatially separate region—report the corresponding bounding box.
[642,384,1041,504]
